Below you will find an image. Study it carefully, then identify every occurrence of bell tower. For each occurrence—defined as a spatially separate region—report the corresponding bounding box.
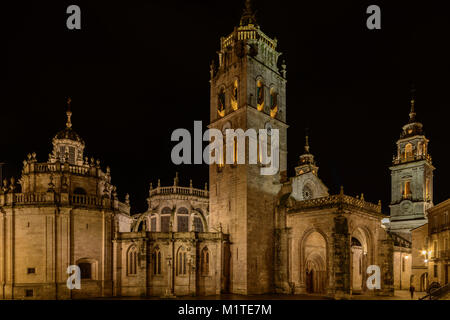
[208,0,288,294]
[389,88,434,235]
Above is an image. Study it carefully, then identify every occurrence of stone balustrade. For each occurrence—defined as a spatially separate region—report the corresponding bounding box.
[23,161,101,177]
[393,154,432,165]
[0,191,130,214]
[150,186,209,198]
[222,25,277,51]
[288,193,382,214]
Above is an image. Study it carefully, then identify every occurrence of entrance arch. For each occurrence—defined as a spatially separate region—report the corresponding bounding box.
[350,227,372,293]
[301,230,327,294]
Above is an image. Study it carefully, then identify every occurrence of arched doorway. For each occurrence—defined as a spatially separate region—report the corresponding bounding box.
[351,227,371,293]
[302,231,327,294]
[351,237,363,292]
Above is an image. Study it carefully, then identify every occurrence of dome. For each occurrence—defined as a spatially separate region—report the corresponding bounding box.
[54,127,85,145]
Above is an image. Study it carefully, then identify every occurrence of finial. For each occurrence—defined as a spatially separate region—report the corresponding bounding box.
[409,84,416,123]
[281,60,287,78]
[66,97,73,128]
[240,0,257,26]
[158,179,161,187]
[340,185,344,195]
[304,128,310,153]
[174,172,179,186]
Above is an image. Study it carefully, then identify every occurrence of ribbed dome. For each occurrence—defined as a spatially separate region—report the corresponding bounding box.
[54,127,85,145]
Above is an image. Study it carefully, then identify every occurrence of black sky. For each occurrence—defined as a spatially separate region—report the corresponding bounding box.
[5,0,450,214]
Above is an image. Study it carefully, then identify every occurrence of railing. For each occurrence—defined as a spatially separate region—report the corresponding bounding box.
[26,162,93,176]
[393,154,432,165]
[222,25,277,50]
[14,193,49,204]
[289,193,382,214]
[2,192,129,214]
[71,194,101,206]
[420,283,450,300]
[150,186,209,198]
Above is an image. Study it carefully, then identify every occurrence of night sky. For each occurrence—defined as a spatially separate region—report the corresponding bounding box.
[5,1,450,214]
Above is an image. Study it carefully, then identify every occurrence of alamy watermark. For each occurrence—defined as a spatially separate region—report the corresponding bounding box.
[171,121,279,176]
[66,265,81,290]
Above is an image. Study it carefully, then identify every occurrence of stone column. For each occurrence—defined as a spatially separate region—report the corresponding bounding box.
[274,227,291,293]
[379,234,395,296]
[332,215,350,299]
[187,239,197,296]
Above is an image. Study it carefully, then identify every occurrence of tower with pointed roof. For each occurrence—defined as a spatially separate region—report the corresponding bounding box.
[208,0,287,294]
[291,133,328,201]
[389,88,434,235]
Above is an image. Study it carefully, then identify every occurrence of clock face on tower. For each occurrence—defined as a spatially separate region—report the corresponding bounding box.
[400,200,413,214]
[303,185,313,200]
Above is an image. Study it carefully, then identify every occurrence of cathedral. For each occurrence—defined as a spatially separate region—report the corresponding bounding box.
[0,0,439,299]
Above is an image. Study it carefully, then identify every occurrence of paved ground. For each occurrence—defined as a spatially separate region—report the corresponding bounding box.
[349,290,427,300]
[99,290,434,300]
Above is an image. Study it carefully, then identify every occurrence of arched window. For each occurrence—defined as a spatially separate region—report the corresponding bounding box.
[201,247,210,276]
[405,143,413,159]
[193,216,204,232]
[218,88,226,117]
[231,79,239,111]
[176,247,187,276]
[153,247,161,275]
[256,80,265,111]
[150,217,157,231]
[270,88,278,118]
[177,207,189,232]
[161,207,171,233]
[403,181,411,199]
[127,246,137,275]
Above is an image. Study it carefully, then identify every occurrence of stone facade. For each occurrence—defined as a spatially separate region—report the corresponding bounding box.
[426,199,450,286]
[0,107,131,300]
[411,224,429,291]
[2,0,440,300]
[116,175,228,297]
[410,199,450,291]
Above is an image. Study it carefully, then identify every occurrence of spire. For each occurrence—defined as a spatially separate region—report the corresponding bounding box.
[174,172,179,186]
[66,97,73,128]
[409,85,416,123]
[304,129,310,154]
[240,0,257,26]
